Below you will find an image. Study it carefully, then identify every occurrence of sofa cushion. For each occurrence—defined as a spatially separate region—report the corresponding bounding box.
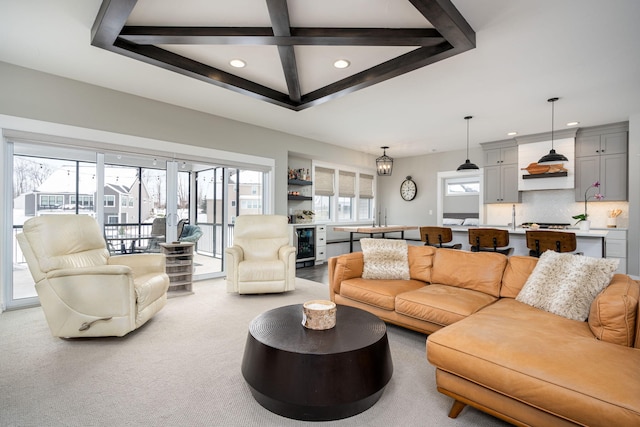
[431,249,507,298]
[407,245,436,283]
[339,278,425,310]
[361,238,410,280]
[516,251,619,321]
[427,298,640,426]
[500,256,538,298]
[588,274,639,347]
[396,285,497,327]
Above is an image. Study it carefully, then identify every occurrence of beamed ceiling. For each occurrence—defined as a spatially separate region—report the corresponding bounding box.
[91,0,475,111]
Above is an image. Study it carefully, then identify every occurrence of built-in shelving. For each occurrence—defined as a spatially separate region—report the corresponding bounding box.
[288,179,312,186]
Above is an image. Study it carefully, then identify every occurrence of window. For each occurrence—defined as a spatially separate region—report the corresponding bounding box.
[338,171,355,220]
[446,177,480,195]
[240,199,261,210]
[104,195,115,206]
[107,215,119,224]
[313,167,334,220]
[40,194,63,209]
[358,173,374,220]
[313,164,375,222]
[121,195,128,207]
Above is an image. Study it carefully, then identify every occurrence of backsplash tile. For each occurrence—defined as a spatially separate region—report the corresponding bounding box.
[486,189,629,229]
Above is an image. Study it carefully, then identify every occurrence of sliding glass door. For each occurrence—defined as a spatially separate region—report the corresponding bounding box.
[7,139,268,308]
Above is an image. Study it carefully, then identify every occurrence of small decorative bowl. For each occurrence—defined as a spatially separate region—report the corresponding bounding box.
[302,300,337,330]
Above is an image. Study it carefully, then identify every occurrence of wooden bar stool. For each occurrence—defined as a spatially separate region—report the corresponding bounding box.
[420,226,462,249]
[468,228,513,256]
[525,230,578,257]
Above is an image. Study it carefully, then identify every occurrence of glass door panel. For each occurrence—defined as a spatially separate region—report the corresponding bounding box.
[12,154,96,305]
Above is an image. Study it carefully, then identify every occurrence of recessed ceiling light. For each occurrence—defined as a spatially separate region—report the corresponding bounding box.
[507,131,518,136]
[333,59,350,69]
[566,121,580,126]
[229,59,246,68]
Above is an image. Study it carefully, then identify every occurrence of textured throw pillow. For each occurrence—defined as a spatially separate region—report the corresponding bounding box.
[361,238,410,280]
[516,251,619,321]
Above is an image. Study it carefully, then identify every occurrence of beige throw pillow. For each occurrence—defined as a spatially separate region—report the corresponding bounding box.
[516,250,619,321]
[361,238,410,280]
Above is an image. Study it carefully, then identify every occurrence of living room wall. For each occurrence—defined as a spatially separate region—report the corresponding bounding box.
[0,61,375,217]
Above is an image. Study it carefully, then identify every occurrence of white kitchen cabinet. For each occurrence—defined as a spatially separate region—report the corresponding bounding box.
[605,229,627,274]
[315,224,327,264]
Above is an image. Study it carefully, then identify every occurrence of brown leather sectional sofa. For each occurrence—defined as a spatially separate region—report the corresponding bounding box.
[328,245,640,426]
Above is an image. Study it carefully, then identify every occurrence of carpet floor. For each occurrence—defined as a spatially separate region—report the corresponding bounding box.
[0,278,509,427]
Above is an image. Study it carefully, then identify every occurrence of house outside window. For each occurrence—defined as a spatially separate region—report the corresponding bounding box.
[40,194,63,209]
[104,195,115,207]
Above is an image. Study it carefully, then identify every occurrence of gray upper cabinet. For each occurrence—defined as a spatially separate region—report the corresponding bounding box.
[482,142,521,204]
[575,124,628,202]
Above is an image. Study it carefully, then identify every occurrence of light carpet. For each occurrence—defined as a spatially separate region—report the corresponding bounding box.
[0,278,509,427]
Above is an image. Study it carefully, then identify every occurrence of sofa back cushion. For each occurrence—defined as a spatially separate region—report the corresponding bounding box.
[431,249,507,298]
[408,245,436,283]
[500,256,539,298]
[588,275,639,347]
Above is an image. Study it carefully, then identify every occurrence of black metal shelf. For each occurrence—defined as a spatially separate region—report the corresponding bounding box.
[288,195,312,200]
[522,172,568,180]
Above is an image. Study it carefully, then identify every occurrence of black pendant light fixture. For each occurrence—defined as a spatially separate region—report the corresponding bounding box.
[376,146,393,176]
[538,97,569,164]
[457,116,479,171]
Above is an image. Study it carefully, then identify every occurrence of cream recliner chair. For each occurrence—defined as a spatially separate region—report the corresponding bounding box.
[17,215,170,338]
[225,215,296,294]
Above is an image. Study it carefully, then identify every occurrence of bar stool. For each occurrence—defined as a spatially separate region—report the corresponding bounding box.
[525,230,578,257]
[468,228,513,256]
[420,226,462,249]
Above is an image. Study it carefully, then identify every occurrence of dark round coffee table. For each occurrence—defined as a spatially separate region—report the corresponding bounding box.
[241,304,393,421]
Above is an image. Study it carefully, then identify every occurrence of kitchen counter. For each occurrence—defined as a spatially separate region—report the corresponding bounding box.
[451,226,608,238]
[449,226,608,257]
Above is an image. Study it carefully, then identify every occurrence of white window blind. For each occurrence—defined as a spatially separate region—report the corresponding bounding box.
[339,171,356,197]
[359,173,374,199]
[314,167,335,196]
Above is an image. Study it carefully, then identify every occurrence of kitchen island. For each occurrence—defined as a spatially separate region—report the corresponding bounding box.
[449,227,608,258]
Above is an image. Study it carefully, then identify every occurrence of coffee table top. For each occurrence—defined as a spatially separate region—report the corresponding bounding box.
[248,304,387,355]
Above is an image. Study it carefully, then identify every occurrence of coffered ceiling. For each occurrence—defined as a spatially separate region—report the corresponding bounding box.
[1,1,639,158]
[92,0,475,110]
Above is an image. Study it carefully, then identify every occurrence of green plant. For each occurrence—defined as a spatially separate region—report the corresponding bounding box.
[572,181,603,224]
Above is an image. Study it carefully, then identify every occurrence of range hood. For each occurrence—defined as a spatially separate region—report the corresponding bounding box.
[517,136,576,191]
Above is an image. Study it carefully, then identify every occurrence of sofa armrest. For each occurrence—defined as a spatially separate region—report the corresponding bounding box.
[588,274,639,347]
[329,252,364,298]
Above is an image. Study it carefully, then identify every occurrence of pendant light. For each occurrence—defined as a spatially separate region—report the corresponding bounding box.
[376,146,393,176]
[457,116,479,171]
[538,97,568,163]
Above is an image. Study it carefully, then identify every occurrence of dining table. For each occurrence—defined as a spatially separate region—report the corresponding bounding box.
[333,225,418,252]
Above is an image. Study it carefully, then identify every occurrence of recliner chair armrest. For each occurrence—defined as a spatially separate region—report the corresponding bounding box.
[47,264,132,279]
[225,245,244,263]
[224,245,244,292]
[108,253,166,275]
[278,245,296,260]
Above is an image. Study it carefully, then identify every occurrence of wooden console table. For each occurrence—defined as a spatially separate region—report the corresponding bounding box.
[333,225,418,252]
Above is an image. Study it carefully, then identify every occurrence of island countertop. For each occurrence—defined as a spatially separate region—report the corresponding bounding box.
[450,226,609,238]
[448,226,607,257]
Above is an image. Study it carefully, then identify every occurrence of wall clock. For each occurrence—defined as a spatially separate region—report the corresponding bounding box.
[400,176,417,201]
